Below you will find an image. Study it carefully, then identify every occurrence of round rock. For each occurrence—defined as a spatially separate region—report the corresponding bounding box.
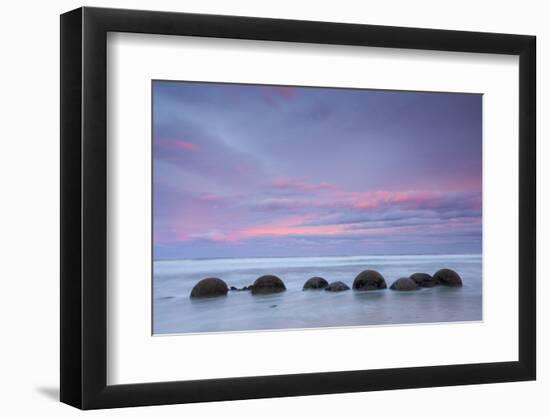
[303,276,329,290]
[390,277,419,291]
[410,272,438,287]
[434,269,463,287]
[353,270,387,291]
[251,275,286,295]
[190,277,229,298]
[325,281,350,292]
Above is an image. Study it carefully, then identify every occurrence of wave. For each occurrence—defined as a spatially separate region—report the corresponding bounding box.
[154,253,482,276]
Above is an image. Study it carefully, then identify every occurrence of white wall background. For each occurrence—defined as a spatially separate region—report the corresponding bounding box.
[0,0,545,415]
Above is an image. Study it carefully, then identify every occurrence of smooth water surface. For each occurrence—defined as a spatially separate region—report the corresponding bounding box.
[153,254,482,335]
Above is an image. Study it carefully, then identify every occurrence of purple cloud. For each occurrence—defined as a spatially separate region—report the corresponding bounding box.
[152,81,482,258]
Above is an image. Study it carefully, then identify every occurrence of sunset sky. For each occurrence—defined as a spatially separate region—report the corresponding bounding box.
[153,81,482,259]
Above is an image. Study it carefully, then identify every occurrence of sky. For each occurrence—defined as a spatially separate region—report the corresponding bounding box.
[153,81,482,259]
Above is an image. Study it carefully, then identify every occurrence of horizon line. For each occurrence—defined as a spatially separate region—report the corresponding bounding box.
[154,252,483,262]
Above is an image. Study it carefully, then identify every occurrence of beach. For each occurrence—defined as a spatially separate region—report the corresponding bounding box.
[153,254,482,335]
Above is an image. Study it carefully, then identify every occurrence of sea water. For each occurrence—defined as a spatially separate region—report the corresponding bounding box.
[153,254,482,335]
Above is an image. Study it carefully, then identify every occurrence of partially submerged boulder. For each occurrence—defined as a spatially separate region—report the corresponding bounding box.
[434,269,463,287]
[251,275,286,295]
[353,270,387,291]
[190,277,229,298]
[410,272,438,287]
[325,281,350,292]
[303,276,329,290]
[390,277,419,291]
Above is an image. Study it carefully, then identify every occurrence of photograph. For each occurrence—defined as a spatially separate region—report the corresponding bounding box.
[55,4,538,411]
[49,2,541,411]
[152,81,483,335]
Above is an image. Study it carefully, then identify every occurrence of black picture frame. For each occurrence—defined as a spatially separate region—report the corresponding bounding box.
[60,6,536,410]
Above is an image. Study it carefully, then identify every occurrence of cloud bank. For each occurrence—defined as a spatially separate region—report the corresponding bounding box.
[153,82,482,258]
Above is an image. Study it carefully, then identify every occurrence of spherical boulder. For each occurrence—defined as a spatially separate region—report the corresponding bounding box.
[353,270,387,291]
[410,272,438,287]
[434,269,463,287]
[251,275,286,295]
[303,276,329,290]
[390,277,419,291]
[325,281,350,292]
[190,277,229,298]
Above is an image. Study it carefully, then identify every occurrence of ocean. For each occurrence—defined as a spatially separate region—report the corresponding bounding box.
[153,254,482,335]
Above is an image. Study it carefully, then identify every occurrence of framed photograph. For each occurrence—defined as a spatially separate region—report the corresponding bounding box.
[60,6,536,409]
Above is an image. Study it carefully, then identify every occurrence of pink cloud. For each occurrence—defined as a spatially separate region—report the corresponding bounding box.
[156,187,481,246]
[172,140,199,151]
[158,138,199,152]
[349,191,434,209]
[325,190,481,212]
[233,214,418,240]
[237,215,348,238]
[271,86,295,98]
[261,86,296,106]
